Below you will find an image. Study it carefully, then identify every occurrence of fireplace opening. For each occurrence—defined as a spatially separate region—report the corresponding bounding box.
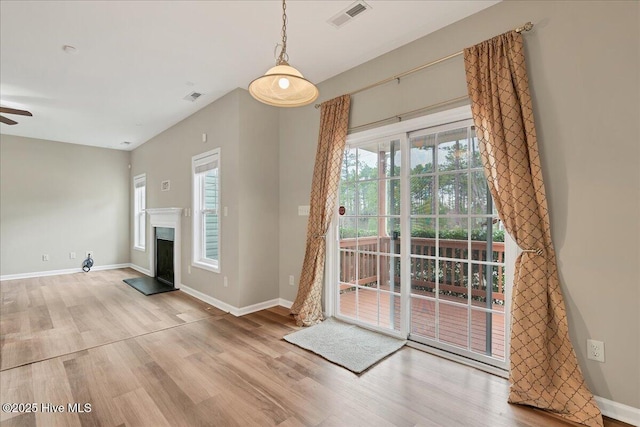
[156,227,175,286]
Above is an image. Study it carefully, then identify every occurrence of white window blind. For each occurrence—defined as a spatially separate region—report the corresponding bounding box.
[194,156,218,174]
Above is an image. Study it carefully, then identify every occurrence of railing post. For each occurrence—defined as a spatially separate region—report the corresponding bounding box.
[389,232,398,329]
[485,186,494,356]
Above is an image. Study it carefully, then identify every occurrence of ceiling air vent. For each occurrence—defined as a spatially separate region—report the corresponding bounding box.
[183,91,203,102]
[328,1,371,28]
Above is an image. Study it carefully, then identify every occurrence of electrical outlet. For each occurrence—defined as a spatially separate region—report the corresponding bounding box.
[289,275,295,286]
[86,251,93,259]
[587,339,605,362]
[223,276,228,287]
[69,252,76,259]
[42,254,49,261]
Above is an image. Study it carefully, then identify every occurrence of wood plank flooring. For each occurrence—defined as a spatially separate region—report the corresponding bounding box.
[0,270,631,426]
[1,269,220,371]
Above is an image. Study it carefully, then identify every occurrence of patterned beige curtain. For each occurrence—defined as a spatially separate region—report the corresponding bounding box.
[464,32,603,427]
[291,95,351,326]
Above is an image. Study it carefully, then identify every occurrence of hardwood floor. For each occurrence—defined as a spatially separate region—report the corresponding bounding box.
[0,269,218,371]
[0,270,631,426]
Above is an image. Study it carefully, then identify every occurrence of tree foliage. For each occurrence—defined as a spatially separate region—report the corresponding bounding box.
[339,138,501,241]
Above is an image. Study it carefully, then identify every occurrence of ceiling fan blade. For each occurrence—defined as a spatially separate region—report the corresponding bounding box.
[0,107,32,116]
[0,115,18,125]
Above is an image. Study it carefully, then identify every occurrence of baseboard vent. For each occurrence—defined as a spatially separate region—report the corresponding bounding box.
[328,1,371,28]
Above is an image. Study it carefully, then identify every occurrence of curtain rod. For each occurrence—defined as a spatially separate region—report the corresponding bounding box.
[347,95,468,133]
[314,21,534,109]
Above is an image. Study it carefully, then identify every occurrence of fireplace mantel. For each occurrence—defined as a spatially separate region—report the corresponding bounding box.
[146,208,183,288]
[146,208,183,226]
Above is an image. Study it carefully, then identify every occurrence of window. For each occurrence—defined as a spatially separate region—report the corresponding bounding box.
[133,173,146,251]
[192,149,220,272]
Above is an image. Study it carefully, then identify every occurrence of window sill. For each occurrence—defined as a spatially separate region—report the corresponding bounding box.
[133,246,146,252]
[192,261,219,274]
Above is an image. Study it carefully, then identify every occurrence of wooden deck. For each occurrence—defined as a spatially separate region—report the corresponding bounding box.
[338,287,506,360]
[338,235,507,361]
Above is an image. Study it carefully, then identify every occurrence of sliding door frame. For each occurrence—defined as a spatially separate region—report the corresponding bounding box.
[328,132,408,339]
[325,106,515,370]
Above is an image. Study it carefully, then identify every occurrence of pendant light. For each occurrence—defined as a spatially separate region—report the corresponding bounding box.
[248,0,319,107]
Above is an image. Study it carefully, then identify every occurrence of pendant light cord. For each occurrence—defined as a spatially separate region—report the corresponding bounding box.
[277,0,289,65]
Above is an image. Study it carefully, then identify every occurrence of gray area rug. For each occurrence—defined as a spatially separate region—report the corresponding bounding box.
[283,317,406,373]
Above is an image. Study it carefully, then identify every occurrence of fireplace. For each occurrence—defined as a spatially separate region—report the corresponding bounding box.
[145,208,183,289]
[155,227,174,286]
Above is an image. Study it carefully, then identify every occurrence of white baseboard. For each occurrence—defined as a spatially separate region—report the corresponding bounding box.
[278,298,293,309]
[128,263,153,277]
[92,264,131,272]
[179,284,236,314]
[179,284,291,317]
[0,263,131,281]
[234,298,282,316]
[595,395,639,426]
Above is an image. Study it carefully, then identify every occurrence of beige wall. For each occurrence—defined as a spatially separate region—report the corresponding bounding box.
[0,135,130,275]
[131,90,241,305]
[278,0,639,408]
[130,89,280,309]
[237,91,280,307]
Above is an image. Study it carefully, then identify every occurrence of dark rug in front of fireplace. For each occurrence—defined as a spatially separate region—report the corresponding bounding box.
[123,277,177,296]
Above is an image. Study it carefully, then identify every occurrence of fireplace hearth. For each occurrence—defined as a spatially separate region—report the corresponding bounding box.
[122,227,176,296]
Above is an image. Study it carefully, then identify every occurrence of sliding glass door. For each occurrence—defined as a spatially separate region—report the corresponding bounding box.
[333,112,512,369]
[337,136,405,334]
[407,122,508,367]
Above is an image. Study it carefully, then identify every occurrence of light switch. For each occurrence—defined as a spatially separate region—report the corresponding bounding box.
[298,205,310,216]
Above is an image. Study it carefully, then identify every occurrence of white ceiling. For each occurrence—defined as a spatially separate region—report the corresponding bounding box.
[0,0,499,151]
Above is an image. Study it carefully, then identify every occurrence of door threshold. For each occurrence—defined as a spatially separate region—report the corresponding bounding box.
[406,340,509,379]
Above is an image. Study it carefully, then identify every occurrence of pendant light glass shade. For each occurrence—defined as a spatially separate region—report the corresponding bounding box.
[249,63,319,107]
[248,0,319,108]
